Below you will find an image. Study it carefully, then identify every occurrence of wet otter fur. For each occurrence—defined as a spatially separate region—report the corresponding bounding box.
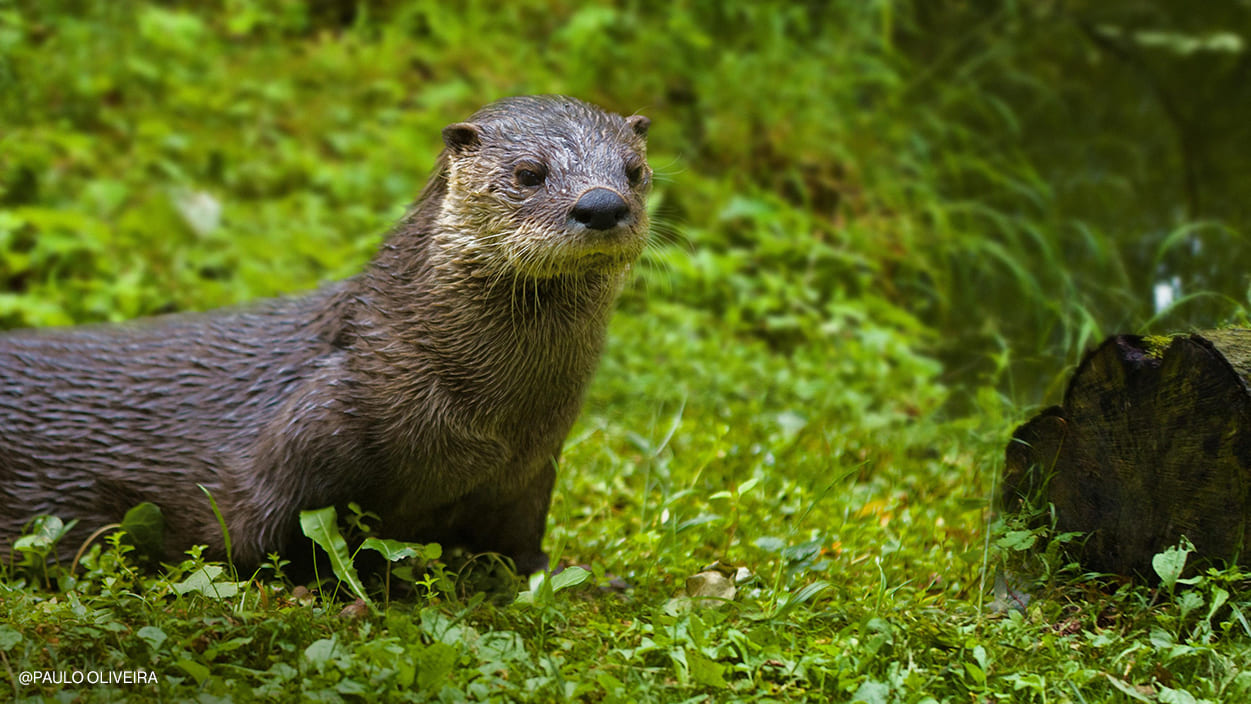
[0,95,652,573]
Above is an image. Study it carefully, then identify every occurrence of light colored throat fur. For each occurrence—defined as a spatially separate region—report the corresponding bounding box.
[426,224,635,304]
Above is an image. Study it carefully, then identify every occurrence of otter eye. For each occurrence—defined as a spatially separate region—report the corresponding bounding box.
[515,164,546,188]
[625,162,647,187]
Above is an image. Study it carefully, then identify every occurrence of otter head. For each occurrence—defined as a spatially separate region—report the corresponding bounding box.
[431,95,652,278]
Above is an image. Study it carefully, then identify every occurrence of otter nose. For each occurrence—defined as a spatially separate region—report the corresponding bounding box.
[571,188,630,231]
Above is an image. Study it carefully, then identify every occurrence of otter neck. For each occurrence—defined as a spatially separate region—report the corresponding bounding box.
[352,225,627,420]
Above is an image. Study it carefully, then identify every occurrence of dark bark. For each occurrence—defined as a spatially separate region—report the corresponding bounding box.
[1004,331,1251,578]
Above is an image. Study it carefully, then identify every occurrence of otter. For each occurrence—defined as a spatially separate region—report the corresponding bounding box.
[0,95,651,574]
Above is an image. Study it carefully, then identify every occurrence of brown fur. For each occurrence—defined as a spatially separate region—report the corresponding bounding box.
[0,95,651,573]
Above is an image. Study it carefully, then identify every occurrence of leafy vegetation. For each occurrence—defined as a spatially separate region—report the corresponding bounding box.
[2,1,1250,701]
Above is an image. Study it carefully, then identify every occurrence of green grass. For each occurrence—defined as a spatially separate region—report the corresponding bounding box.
[3,1,1251,702]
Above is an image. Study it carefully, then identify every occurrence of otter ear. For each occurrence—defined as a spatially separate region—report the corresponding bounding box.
[626,115,650,139]
[442,122,483,153]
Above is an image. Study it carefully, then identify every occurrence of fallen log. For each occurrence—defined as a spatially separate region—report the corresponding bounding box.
[1003,330,1251,578]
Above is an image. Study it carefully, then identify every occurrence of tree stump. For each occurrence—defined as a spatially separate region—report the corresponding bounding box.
[1003,330,1251,578]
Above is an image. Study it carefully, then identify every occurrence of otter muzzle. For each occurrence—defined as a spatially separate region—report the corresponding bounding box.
[570,188,631,231]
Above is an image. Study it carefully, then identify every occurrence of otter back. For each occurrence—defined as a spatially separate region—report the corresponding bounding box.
[0,95,652,573]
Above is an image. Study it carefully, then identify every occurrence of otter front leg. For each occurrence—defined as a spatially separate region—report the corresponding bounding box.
[444,460,556,574]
